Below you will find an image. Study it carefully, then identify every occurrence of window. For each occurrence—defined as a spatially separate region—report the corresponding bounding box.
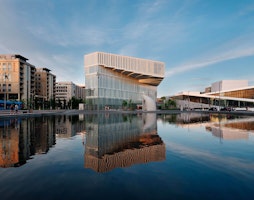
[2,63,6,70]
[89,66,98,74]
[8,63,12,70]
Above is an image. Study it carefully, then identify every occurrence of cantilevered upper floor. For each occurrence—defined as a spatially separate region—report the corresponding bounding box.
[84,52,165,86]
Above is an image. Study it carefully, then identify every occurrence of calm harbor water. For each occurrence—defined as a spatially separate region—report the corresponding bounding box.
[0,112,254,200]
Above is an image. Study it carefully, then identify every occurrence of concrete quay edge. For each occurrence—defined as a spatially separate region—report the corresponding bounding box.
[1,109,254,119]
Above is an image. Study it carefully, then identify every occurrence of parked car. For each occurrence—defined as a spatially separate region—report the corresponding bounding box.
[220,107,233,111]
[209,107,217,111]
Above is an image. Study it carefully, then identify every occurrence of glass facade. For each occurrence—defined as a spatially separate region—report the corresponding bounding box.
[85,52,164,110]
[211,88,254,99]
[173,92,254,110]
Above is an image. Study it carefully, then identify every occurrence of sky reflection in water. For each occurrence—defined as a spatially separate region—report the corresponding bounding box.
[0,113,254,200]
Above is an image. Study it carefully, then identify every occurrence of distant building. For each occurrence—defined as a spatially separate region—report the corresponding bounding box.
[56,82,75,107]
[75,84,86,100]
[172,80,254,111]
[84,52,165,110]
[204,87,211,93]
[0,54,36,109]
[55,82,85,108]
[210,80,248,93]
[35,68,56,109]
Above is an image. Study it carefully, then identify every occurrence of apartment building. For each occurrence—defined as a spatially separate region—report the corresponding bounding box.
[0,54,57,109]
[0,54,36,108]
[76,84,86,100]
[35,68,56,109]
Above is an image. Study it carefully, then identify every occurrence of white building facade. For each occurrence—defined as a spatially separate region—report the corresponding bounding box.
[172,80,254,111]
[84,52,165,110]
[55,82,86,107]
[55,81,75,104]
[211,80,248,93]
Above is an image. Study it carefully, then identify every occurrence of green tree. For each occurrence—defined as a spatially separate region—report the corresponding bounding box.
[69,97,84,109]
[167,99,176,109]
[63,99,66,109]
[50,98,56,109]
[58,98,62,109]
[122,100,128,109]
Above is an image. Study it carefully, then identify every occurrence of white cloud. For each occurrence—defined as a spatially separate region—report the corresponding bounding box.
[238,3,254,16]
[166,37,254,77]
[1,0,254,94]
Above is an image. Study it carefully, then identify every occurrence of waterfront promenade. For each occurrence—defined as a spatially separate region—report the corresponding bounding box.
[1,109,254,119]
[0,109,71,118]
[0,109,162,118]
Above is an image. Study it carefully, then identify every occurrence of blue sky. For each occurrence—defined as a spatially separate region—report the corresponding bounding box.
[1,0,254,97]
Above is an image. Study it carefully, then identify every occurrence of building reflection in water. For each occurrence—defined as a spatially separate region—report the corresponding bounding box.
[0,119,20,168]
[159,112,254,141]
[0,115,86,168]
[206,116,254,140]
[158,112,210,126]
[84,113,166,173]
[2,113,253,169]
[0,117,56,168]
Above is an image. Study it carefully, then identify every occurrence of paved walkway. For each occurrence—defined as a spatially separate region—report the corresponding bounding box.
[1,109,254,119]
[0,109,66,118]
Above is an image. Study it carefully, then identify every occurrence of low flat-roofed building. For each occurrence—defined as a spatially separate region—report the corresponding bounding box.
[172,80,254,111]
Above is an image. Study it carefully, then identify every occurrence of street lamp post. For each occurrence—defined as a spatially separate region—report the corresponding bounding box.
[219,81,221,111]
[3,73,8,110]
[26,66,30,110]
[188,91,190,110]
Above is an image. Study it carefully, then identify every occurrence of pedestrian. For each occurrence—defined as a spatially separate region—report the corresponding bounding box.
[10,104,14,114]
[15,104,18,114]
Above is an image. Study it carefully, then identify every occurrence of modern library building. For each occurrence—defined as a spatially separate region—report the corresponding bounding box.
[84,52,165,110]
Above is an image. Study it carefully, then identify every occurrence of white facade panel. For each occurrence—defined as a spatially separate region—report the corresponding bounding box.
[85,52,165,78]
[211,80,248,92]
